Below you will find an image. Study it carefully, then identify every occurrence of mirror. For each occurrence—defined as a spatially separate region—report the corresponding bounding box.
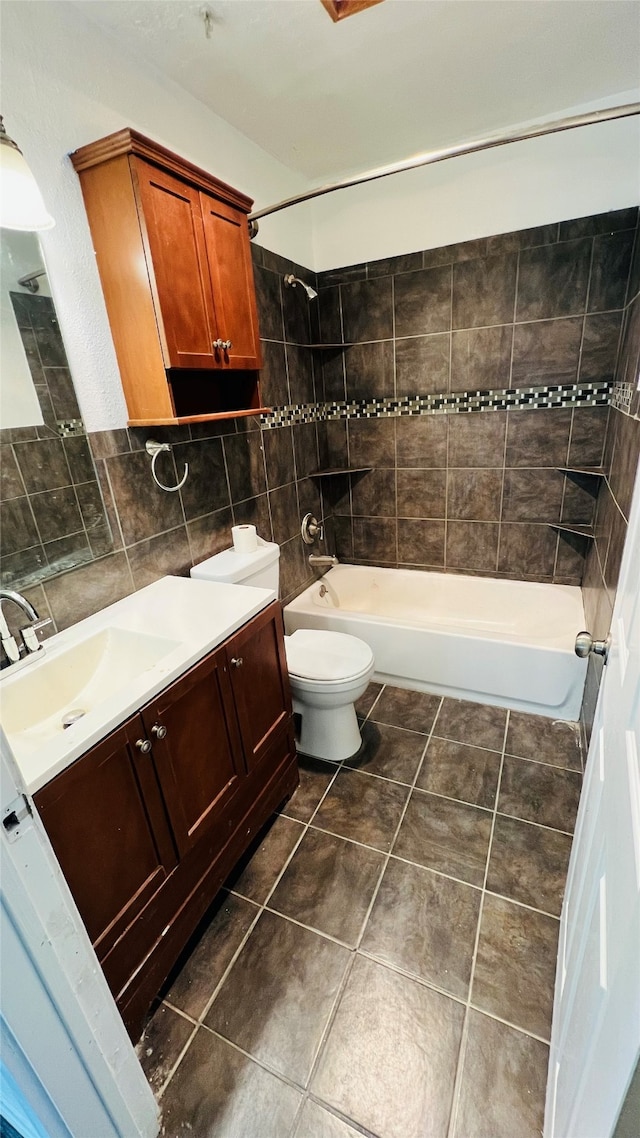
[0,232,114,590]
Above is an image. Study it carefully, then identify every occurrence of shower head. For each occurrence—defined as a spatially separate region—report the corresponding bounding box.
[283,273,318,300]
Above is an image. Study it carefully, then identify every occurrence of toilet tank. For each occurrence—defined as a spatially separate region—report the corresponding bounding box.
[191,538,281,592]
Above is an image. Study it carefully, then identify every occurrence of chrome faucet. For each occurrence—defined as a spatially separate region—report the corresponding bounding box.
[0,589,51,667]
[308,554,339,575]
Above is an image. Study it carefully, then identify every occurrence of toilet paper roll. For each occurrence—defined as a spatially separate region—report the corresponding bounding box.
[232,524,258,554]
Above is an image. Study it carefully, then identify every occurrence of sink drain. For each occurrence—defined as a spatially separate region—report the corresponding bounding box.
[62,709,86,729]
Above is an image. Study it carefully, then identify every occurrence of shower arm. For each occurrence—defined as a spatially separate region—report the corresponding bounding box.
[247,102,640,232]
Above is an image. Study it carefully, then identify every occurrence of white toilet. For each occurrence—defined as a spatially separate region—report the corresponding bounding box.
[191,540,374,762]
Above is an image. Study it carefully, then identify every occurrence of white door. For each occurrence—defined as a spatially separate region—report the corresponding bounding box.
[0,731,159,1138]
[545,461,640,1138]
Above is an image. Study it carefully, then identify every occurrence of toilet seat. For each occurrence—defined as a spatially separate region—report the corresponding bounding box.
[285,629,374,684]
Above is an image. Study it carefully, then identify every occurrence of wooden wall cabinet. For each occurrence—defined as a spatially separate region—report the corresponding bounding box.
[34,603,297,1039]
[71,129,265,426]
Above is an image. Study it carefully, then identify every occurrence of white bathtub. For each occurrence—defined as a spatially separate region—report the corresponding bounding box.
[284,564,587,720]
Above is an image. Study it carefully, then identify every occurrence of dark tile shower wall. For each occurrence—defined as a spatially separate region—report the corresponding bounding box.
[2,250,322,640]
[580,215,640,745]
[2,209,636,646]
[314,209,636,584]
[1,292,113,589]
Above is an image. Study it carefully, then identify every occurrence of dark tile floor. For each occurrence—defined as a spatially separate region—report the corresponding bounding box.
[137,683,582,1138]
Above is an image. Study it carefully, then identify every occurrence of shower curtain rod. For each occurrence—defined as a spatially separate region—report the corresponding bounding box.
[247,102,640,229]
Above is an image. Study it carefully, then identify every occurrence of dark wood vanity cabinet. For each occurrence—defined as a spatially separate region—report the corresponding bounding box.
[35,720,178,963]
[224,601,291,772]
[71,129,264,426]
[34,603,297,1039]
[145,645,244,859]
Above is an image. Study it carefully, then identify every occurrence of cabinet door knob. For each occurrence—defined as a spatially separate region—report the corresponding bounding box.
[231,656,243,668]
[151,723,167,739]
[223,340,233,350]
[135,738,152,753]
[213,338,224,350]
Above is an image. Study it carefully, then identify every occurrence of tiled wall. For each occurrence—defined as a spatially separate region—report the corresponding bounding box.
[580,213,640,744]
[3,251,323,642]
[1,292,113,587]
[312,209,636,583]
[3,208,637,653]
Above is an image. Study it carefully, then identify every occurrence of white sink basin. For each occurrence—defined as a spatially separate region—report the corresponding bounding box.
[0,575,275,794]
[1,627,180,755]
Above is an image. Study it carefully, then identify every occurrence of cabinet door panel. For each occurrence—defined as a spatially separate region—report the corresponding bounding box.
[200,193,262,370]
[226,603,292,773]
[133,158,217,370]
[34,721,177,959]
[144,648,243,857]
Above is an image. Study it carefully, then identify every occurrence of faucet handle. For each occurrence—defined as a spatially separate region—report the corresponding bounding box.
[301,513,323,545]
[1,635,21,665]
[21,618,52,654]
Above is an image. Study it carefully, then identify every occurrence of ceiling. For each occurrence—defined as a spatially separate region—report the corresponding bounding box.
[73,0,640,181]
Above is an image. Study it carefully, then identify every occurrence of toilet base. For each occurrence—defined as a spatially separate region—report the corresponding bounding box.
[293,697,363,763]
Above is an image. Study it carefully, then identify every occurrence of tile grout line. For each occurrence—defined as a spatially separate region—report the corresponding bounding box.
[552,406,576,577]
[444,381,450,571]
[354,949,470,1009]
[466,1004,552,1047]
[200,1024,311,1096]
[260,904,360,950]
[154,896,265,1101]
[150,691,576,1121]
[310,736,581,791]
[156,929,553,1103]
[303,1093,381,1138]
[230,844,565,926]
[152,1019,200,1103]
[502,746,583,775]
[494,807,575,838]
[353,698,444,955]
[303,754,346,829]
[359,684,385,725]
[156,808,312,1101]
[340,764,475,795]
[297,697,444,1119]
[446,708,510,1138]
[495,394,510,573]
[391,275,399,567]
[261,296,631,346]
[300,951,358,1106]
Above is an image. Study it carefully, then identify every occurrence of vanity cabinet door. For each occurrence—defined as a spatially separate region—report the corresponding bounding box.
[132,158,217,370]
[33,720,178,962]
[199,192,262,370]
[225,602,292,774]
[142,646,244,858]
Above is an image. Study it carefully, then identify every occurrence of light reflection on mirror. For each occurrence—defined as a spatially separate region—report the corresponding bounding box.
[1,230,46,428]
[0,230,114,592]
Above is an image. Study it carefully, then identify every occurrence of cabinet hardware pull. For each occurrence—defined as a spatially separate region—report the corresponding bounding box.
[213,338,224,350]
[151,724,167,739]
[223,340,233,350]
[231,657,243,668]
[135,738,152,753]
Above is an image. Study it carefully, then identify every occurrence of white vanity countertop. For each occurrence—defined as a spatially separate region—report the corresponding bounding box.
[0,575,275,795]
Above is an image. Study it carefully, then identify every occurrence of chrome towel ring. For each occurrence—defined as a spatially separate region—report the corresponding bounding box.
[145,439,189,493]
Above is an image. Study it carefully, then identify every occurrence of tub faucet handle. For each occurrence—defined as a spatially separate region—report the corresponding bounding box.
[301,513,323,545]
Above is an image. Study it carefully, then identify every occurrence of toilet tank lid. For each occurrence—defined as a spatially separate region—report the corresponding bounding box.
[191,538,280,583]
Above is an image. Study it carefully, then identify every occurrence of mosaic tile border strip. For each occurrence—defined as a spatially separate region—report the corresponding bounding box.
[611,381,634,414]
[260,380,612,429]
[56,418,85,437]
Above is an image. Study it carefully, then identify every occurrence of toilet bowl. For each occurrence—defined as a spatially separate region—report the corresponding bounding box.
[285,629,375,762]
[190,539,375,762]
